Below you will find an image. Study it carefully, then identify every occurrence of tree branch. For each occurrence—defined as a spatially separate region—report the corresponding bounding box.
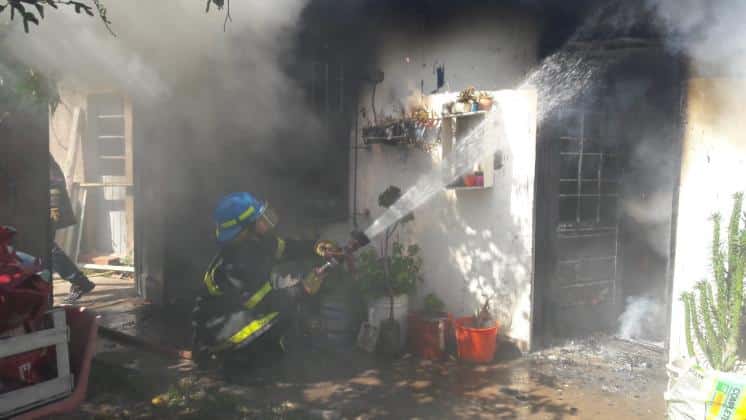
[223,0,231,32]
[1,0,115,35]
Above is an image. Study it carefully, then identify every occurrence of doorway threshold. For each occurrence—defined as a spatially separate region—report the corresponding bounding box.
[613,335,664,353]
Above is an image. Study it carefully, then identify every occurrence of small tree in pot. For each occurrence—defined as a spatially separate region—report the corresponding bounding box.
[357,186,422,356]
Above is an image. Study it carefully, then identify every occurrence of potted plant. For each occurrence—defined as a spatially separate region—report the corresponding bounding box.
[423,293,446,316]
[463,173,478,187]
[453,295,500,363]
[474,169,485,187]
[666,193,746,418]
[356,186,421,355]
[478,91,494,111]
[456,86,478,113]
[408,293,449,360]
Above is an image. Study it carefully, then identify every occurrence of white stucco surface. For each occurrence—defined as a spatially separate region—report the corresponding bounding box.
[669,78,746,361]
[352,10,539,350]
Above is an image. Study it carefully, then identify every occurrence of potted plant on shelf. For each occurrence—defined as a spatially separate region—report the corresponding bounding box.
[478,91,494,111]
[463,173,478,187]
[474,167,485,187]
[356,186,422,356]
[456,86,478,113]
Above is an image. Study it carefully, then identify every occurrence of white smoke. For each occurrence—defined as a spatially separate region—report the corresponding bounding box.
[1,0,336,229]
[618,296,665,341]
[622,191,674,256]
[646,0,746,75]
[2,0,321,150]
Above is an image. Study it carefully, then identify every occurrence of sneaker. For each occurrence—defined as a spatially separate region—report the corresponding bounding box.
[63,280,95,304]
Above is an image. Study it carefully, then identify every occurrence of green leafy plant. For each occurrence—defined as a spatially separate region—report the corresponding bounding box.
[357,242,422,300]
[682,193,746,371]
[356,185,420,302]
[423,293,445,316]
[457,86,477,103]
[0,0,114,34]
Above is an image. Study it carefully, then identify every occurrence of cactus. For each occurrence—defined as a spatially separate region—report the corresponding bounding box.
[683,193,746,371]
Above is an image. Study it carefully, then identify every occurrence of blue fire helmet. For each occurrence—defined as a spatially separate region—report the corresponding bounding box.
[213,192,267,244]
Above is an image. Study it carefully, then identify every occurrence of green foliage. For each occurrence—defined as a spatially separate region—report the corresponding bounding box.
[205,0,233,31]
[423,293,445,315]
[359,184,422,314]
[356,242,422,300]
[0,1,113,34]
[378,185,401,208]
[683,193,746,371]
[0,51,58,116]
[378,185,413,223]
[205,0,224,12]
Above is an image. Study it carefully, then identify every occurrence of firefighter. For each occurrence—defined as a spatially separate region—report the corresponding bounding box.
[50,154,96,303]
[191,192,331,370]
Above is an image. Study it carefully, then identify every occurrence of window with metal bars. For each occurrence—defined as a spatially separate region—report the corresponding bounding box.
[556,110,620,229]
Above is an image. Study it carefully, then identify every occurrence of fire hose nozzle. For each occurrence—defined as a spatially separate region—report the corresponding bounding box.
[348,230,371,251]
[304,231,371,295]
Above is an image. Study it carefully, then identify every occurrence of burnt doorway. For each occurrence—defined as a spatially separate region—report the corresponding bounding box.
[546,105,622,337]
[49,90,138,306]
[533,45,684,346]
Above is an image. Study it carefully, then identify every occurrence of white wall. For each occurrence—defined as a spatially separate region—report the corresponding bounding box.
[669,78,746,361]
[353,9,539,350]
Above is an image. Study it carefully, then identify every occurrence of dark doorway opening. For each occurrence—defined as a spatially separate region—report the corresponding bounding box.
[533,44,684,347]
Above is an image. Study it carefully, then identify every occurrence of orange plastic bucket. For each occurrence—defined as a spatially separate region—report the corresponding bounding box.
[453,316,499,363]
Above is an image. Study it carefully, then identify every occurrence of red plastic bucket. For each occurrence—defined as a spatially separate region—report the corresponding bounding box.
[407,313,447,360]
[453,317,499,363]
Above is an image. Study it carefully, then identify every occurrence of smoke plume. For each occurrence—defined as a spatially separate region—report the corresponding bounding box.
[3,0,324,163]
[646,0,746,75]
[618,296,665,341]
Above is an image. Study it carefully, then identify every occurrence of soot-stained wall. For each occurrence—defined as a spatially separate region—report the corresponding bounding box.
[669,77,746,361]
[0,108,49,263]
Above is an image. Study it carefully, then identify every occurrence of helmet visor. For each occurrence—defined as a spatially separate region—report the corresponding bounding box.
[254,203,279,233]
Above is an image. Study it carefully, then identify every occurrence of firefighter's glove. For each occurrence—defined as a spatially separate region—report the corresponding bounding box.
[50,208,61,223]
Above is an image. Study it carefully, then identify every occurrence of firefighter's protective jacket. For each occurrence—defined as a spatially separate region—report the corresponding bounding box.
[192,234,317,355]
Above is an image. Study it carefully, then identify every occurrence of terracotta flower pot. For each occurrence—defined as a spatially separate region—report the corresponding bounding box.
[478,98,493,111]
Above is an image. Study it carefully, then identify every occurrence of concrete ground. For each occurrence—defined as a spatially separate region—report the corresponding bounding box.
[53,273,142,325]
[50,276,668,419]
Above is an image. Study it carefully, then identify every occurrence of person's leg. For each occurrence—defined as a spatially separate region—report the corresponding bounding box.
[51,241,95,303]
[191,296,223,369]
[220,320,289,382]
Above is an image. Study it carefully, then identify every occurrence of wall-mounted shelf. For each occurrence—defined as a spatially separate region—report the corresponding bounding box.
[441,111,494,190]
[442,110,490,119]
[447,186,487,191]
